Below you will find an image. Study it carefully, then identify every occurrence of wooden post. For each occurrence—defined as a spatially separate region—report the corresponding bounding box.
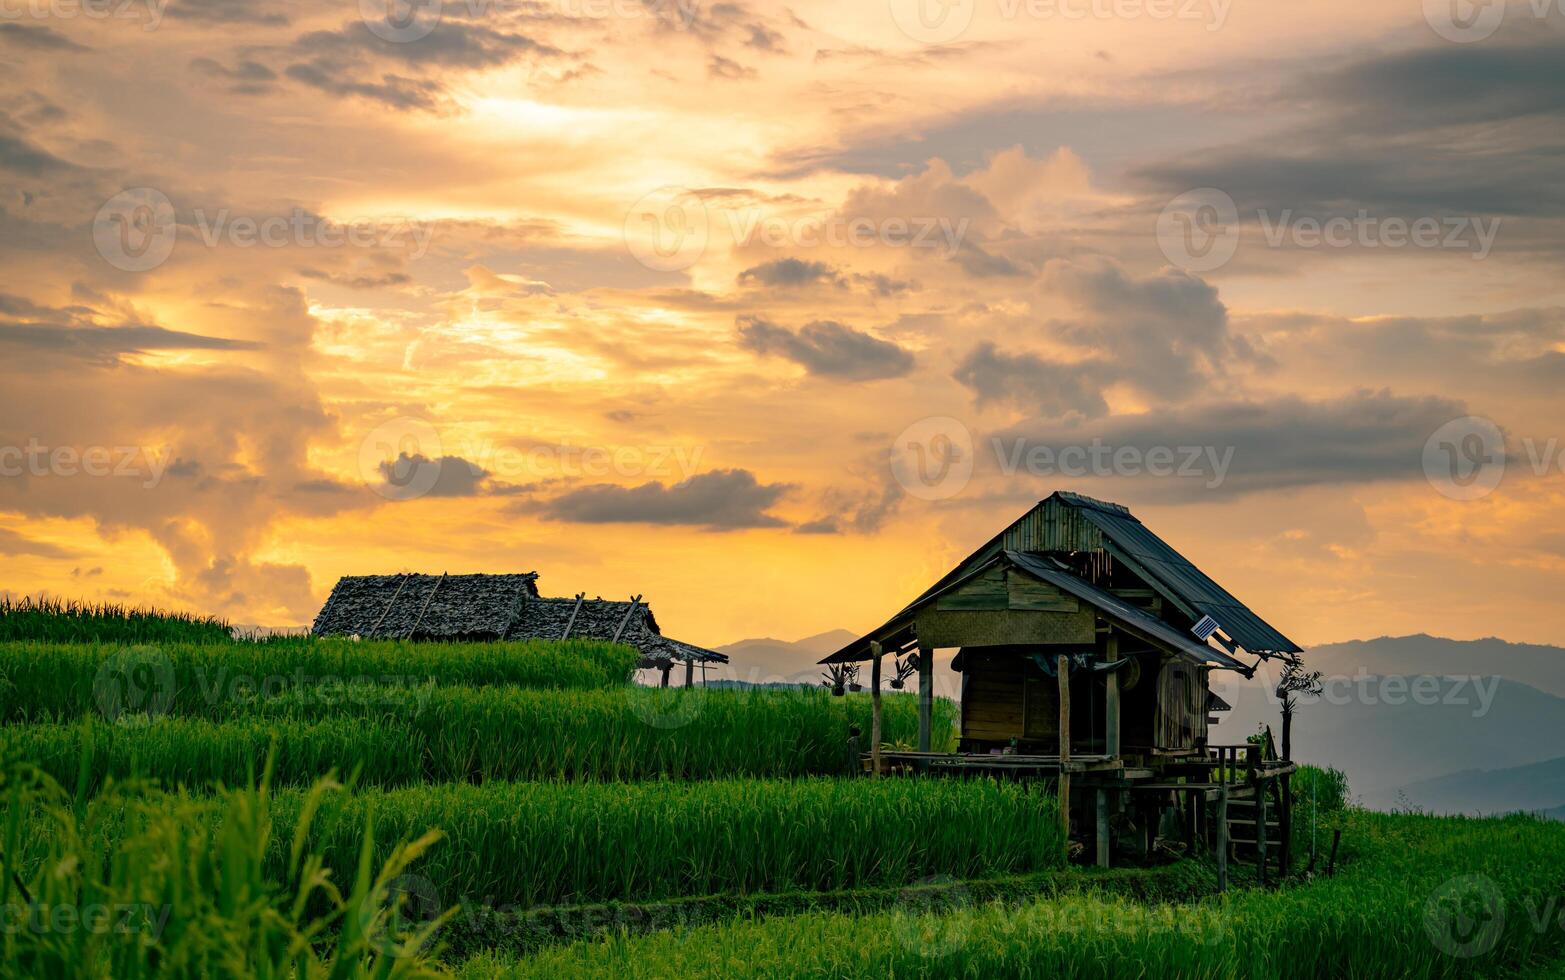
[684,657,694,687]
[870,641,884,778]
[1256,777,1269,886]
[916,643,933,753]
[1326,828,1342,877]
[1216,749,1229,893]
[1057,654,1071,848]
[1095,789,1110,868]
[1104,659,1121,760]
[1280,773,1293,876]
[659,662,671,688]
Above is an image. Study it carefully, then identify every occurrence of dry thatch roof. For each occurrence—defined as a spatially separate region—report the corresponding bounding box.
[312,573,538,640]
[509,596,727,664]
[311,573,725,665]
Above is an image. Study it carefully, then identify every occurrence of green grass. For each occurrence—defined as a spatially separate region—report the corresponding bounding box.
[452,808,1565,978]
[8,776,1062,913]
[0,596,231,645]
[1,687,957,790]
[0,638,641,722]
[0,768,448,978]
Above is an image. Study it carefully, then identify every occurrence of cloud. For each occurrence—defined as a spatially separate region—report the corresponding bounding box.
[0,24,90,51]
[171,0,289,25]
[1131,32,1565,224]
[0,528,78,559]
[375,453,491,498]
[189,57,279,95]
[737,316,914,380]
[298,267,412,289]
[737,257,841,288]
[0,322,264,363]
[988,389,1476,497]
[953,341,1112,419]
[541,468,790,529]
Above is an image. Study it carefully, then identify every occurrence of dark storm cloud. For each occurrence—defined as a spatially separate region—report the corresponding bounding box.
[737,316,914,380]
[542,468,791,529]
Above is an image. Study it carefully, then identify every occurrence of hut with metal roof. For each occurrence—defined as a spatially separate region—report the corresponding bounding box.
[823,492,1302,875]
[311,573,725,683]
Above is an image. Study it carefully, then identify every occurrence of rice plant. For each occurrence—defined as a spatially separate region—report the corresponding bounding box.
[9,776,1061,912]
[0,638,641,722]
[0,766,451,978]
[0,687,957,791]
[454,808,1565,979]
[0,596,231,644]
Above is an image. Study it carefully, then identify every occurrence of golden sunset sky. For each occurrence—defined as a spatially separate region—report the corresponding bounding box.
[1,0,1561,656]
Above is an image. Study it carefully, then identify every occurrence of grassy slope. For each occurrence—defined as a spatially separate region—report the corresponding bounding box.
[455,810,1565,978]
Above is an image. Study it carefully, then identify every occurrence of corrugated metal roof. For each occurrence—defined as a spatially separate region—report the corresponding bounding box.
[823,491,1300,662]
[1075,505,1302,654]
[1004,552,1250,671]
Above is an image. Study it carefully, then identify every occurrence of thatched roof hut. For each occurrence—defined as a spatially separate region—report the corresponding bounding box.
[310,573,725,673]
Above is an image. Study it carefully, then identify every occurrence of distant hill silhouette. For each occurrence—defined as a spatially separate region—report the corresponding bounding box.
[715,629,858,684]
[1395,755,1565,817]
[1302,634,1565,698]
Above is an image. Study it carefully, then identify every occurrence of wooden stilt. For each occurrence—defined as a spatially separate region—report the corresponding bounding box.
[870,641,884,778]
[916,643,933,753]
[1104,633,1121,759]
[1057,654,1071,851]
[1216,752,1230,893]
[1257,778,1269,886]
[1096,789,1111,868]
[684,657,694,687]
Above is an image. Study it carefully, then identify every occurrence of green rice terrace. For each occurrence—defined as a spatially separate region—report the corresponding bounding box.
[2,601,1563,978]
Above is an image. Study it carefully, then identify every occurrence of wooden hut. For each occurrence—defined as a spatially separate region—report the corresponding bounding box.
[312,572,725,682]
[822,492,1302,874]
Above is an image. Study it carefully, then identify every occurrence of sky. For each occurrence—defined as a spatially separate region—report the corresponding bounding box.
[1,0,1562,656]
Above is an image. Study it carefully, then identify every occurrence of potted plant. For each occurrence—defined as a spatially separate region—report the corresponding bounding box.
[845,663,863,693]
[821,664,849,697]
[889,654,917,690]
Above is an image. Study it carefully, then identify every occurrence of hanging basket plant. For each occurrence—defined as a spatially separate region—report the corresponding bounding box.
[821,664,849,697]
[889,654,917,691]
[845,663,863,693]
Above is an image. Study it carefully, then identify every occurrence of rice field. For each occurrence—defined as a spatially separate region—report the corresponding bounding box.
[0,638,641,721]
[455,809,1565,979]
[0,596,232,644]
[3,614,1561,978]
[1,686,955,791]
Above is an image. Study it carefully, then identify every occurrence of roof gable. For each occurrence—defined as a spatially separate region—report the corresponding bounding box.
[823,491,1300,662]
